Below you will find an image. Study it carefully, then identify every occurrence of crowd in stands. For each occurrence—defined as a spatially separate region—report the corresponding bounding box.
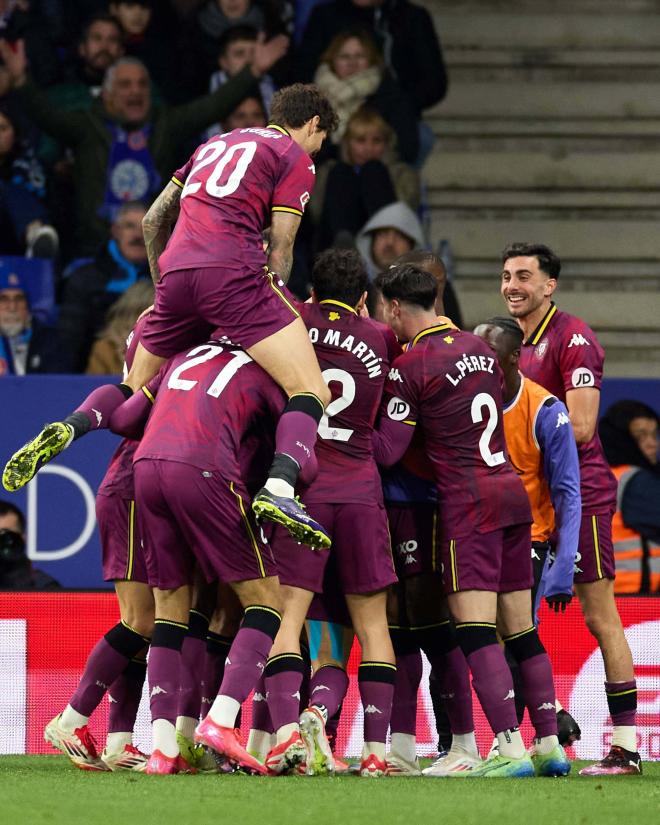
[0,0,450,376]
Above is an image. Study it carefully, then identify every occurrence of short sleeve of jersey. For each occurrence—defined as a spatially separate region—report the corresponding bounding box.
[383,351,421,426]
[172,153,194,189]
[556,321,604,393]
[271,151,315,217]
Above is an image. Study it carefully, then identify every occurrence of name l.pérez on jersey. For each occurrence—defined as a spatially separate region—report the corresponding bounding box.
[307,327,383,377]
[445,352,495,386]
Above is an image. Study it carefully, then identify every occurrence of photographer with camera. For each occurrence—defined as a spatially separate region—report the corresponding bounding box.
[0,500,60,590]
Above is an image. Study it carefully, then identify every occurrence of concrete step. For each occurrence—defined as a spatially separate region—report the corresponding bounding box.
[452,287,660,332]
[431,118,660,138]
[451,258,660,290]
[433,11,660,50]
[433,81,660,118]
[427,215,660,260]
[428,190,660,210]
[447,63,660,84]
[423,151,660,190]
[431,133,660,154]
[444,47,660,70]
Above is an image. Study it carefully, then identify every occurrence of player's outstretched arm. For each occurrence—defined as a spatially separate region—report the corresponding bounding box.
[372,416,415,468]
[142,181,182,284]
[538,399,581,609]
[267,210,301,283]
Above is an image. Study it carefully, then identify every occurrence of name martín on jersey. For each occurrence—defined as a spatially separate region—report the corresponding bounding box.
[445,352,495,387]
[307,327,383,378]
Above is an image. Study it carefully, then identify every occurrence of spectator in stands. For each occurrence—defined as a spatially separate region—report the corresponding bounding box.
[298,0,448,119]
[223,93,267,130]
[203,25,275,138]
[86,279,154,374]
[0,37,285,253]
[355,200,424,277]
[599,400,660,594]
[0,103,58,257]
[311,107,419,250]
[58,201,150,372]
[0,0,60,87]
[183,0,290,94]
[313,28,418,163]
[109,1,183,103]
[46,13,124,111]
[0,268,67,375]
[0,500,61,590]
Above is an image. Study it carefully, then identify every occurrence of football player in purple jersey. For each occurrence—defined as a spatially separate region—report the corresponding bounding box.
[264,249,399,778]
[3,85,339,551]
[44,316,153,774]
[373,264,563,778]
[501,242,641,776]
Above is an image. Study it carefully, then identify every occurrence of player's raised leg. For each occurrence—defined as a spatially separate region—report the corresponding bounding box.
[249,316,331,549]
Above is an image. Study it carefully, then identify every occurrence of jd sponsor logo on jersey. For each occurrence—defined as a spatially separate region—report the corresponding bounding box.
[568,333,590,348]
[571,367,595,388]
[387,397,411,421]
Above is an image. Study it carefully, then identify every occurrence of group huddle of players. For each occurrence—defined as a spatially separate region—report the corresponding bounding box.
[3,84,642,779]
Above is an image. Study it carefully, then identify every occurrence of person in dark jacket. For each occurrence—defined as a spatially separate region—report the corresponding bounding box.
[0,500,61,590]
[58,201,150,372]
[0,37,285,253]
[297,0,448,117]
[0,269,67,375]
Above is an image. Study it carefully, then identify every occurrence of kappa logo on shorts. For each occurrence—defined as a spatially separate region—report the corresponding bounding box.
[387,397,411,421]
[108,694,117,703]
[150,685,167,697]
[503,689,515,701]
[537,702,555,711]
[364,705,382,714]
[571,367,595,388]
[253,692,265,702]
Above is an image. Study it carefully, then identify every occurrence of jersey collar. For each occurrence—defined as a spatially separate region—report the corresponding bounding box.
[318,299,358,315]
[410,322,455,348]
[267,123,291,137]
[525,301,558,346]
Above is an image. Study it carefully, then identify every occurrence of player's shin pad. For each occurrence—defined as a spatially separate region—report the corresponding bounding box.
[2,421,73,491]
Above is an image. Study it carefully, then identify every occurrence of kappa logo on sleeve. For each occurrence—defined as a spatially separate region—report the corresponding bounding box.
[387,397,411,421]
[568,332,591,348]
[556,411,570,428]
[571,367,595,388]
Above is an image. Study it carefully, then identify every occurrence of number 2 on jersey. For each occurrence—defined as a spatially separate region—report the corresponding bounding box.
[180,140,257,200]
[318,368,356,442]
[471,392,505,467]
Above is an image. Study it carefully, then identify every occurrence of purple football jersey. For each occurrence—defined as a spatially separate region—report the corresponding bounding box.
[97,316,146,499]
[382,323,532,537]
[134,341,286,479]
[518,303,617,513]
[159,125,315,277]
[299,301,399,504]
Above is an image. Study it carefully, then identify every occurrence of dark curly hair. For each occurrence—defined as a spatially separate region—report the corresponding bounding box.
[269,83,339,135]
[374,264,437,310]
[502,242,561,279]
[312,248,368,307]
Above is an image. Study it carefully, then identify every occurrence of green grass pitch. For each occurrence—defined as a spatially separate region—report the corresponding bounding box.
[1,757,658,825]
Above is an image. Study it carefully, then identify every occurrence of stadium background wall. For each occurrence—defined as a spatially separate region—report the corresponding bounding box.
[2,375,660,589]
[0,594,658,760]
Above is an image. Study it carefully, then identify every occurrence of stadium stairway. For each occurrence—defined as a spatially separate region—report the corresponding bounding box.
[425,0,660,376]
